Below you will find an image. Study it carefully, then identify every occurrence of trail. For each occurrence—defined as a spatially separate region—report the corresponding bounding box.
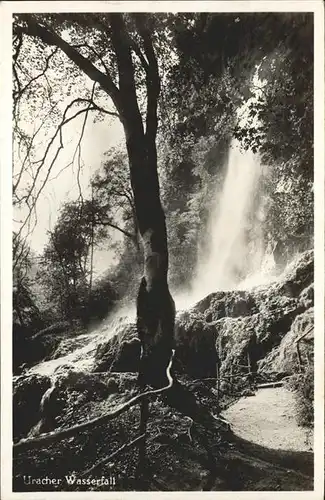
[223,387,313,452]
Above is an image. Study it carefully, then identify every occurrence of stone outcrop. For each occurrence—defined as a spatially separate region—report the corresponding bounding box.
[91,251,313,380]
[13,374,51,441]
[177,250,313,379]
[92,323,141,373]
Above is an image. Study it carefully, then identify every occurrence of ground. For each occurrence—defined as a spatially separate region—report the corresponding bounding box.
[13,381,313,492]
[223,387,313,452]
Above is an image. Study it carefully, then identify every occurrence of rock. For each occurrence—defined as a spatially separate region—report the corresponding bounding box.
[259,308,314,375]
[31,370,127,435]
[299,284,314,309]
[193,292,226,314]
[90,251,313,380]
[13,374,51,440]
[92,323,140,373]
[203,291,258,321]
[56,370,114,397]
[106,377,120,393]
[174,310,218,378]
[274,250,313,298]
[111,338,141,372]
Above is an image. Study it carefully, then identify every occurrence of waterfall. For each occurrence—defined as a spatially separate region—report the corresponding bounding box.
[176,138,276,311]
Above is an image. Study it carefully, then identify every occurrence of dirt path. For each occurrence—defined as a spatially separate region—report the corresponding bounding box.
[222,387,313,452]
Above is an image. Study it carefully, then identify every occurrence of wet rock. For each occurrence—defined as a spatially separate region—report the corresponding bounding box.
[214,315,259,375]
[299,284,314,309]
[259,308,314,375]
[55,370,116,398]
[206,291,258,321]
[30,370,127,435]
[13,374,51,440]
[274,250,313,298]
[193,292,226,314]
[174,310,218,378]
[90,251,313,380]
[111,338,141,372]
[92,323,140,373]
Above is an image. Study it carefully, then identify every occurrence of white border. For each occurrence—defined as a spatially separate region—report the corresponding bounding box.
[1,2,324,500]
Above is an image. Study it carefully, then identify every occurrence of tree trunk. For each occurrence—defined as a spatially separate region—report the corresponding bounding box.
[125,132,175,389]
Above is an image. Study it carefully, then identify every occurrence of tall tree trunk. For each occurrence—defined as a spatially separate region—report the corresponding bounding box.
[108,13,175,389]
[125,132,175,389]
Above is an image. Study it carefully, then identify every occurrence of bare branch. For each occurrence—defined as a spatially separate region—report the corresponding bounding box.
[15,17,122,111]
[13,350,175,451]
[14,47,59,102]
[80,433,146,479]
[21,100,103,204]
[75,84,97,205]
[13,101,59,195]
[16,105,99,239]
[93,218,135,241]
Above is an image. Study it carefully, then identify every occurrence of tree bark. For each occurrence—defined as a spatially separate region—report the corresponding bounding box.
[108,14,175,389]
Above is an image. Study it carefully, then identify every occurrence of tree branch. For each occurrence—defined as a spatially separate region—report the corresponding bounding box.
[13,350,175,451]
[79,433,146,479]
[14,47,59,102]
[93,218,135,241]
[71,42,110,75]
[108,13,144,132]
[21,95,116,206]
[134,15,160,158]
[128,36,149,72]
[13,101,59,195]
[13,32,23,63]
[15,16,122,112]
[16,103,102,239]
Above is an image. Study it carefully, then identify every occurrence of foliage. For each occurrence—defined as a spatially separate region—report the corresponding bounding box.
[13,12,314,305]
[286,366,314,428]
[13,232,43,332]
[91,148,139,249]
[232,16,313,255]
[40,200,106,323]
[159,12,314,281]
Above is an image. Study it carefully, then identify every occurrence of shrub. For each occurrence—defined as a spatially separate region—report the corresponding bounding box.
[286,365,314,427]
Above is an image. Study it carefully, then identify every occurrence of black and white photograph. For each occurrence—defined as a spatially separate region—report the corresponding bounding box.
[1,0,324,496]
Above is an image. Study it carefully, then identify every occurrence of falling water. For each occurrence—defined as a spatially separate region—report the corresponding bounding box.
[176,138,276,311]
[27,305,136,378]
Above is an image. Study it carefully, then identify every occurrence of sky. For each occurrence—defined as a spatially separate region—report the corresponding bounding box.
[14,106,125,275]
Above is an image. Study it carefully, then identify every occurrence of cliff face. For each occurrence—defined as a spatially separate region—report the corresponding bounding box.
[92,250,314,381]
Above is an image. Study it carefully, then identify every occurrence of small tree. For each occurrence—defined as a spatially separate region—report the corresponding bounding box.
[41,200,107,322]
[91,147,140,252]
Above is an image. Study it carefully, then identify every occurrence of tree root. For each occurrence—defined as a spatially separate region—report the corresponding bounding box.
[13,351,175,451]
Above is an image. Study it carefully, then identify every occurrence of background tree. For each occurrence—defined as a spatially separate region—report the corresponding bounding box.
[91,147,140,252]
[40,199,109,324]
[13,232,41,330]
